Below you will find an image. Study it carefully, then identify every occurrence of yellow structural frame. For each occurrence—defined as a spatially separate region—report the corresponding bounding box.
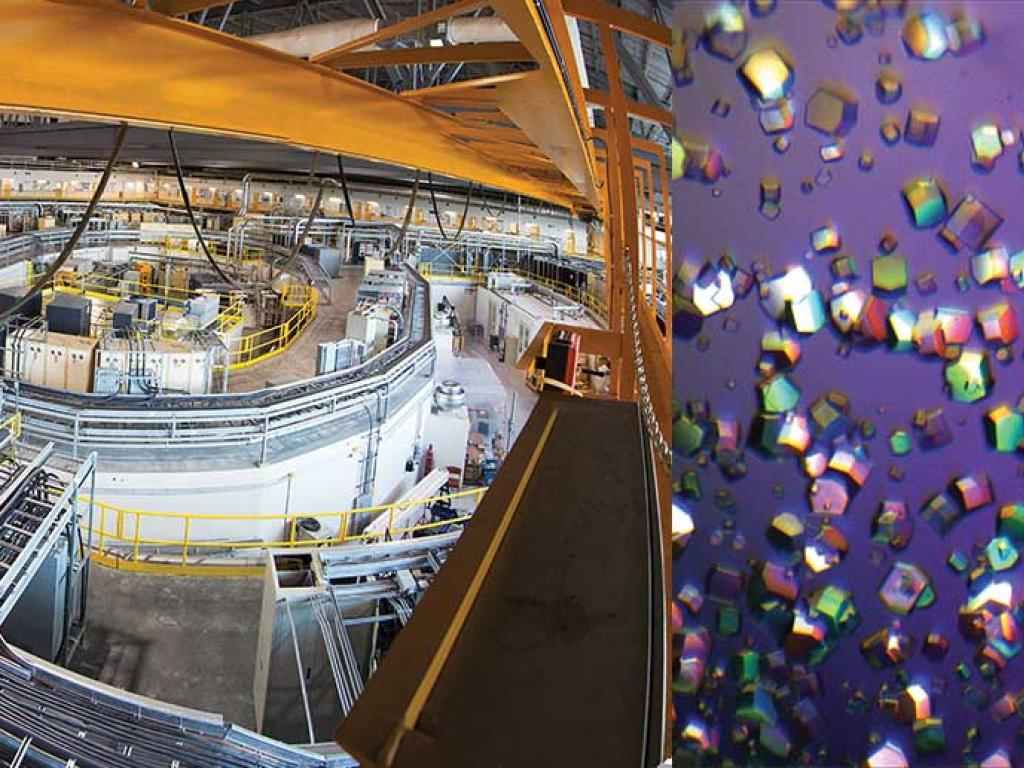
[0,0,591,209]
[86,487,487,577]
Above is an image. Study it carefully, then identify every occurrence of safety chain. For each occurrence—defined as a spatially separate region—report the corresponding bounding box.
[623,254,674,471]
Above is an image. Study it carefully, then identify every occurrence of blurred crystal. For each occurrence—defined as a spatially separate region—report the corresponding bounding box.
[980,749,1012,768]
[860,622,912,668]
[902,11,948,60]
[768,511,804,550]
[998,503,1024,543]
[875,68,902,104]
[866,741,909,768]
[759,176,781,220]
[905,106,940,147]
[880,117,901,144]
[947,11,985,56]
[739,46,794,101]
[758,99,793,133]
[674,627,711,694]
[819,141,844,162]
[703,2,747,61]
[902,176,947,228]
[873,500,913,549]
[921,490,963,535]
[677,135,726,183]
[810,223,840,253]
[672,501,695,547]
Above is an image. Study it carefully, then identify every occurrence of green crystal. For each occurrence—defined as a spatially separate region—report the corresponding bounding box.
[889,429,912,455]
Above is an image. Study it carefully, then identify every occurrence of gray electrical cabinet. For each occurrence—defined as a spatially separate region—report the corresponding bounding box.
[1,533,83,661]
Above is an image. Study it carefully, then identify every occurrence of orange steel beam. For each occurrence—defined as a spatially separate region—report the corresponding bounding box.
[328,41,533,69]
[583,87,672,127]
[312,0,488,65]
[488,0,599,209]
[0,0,582,208]
[561,0,670,47]
[401,71,538,99]
[148,0,229,13]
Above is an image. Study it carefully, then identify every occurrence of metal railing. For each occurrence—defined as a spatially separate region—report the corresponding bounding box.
[0,266,434,463]
[86,486,486,575]
[418,261,609,322]
[225,287,319,369]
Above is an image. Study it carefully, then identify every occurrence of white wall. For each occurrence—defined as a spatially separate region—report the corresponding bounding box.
[92,378,433,544]
[428,281,479,327]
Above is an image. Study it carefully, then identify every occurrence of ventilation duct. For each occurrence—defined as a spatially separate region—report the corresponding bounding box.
[445,18,518,45]
[248,19,380,59]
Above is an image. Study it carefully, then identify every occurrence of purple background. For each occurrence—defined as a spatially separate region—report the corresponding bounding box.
[673,1,1024,764]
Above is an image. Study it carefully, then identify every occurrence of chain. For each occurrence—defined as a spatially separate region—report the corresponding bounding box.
[623,254,674,471]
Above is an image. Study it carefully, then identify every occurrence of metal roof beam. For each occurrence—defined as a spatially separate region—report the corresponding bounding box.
[0,0,581,207]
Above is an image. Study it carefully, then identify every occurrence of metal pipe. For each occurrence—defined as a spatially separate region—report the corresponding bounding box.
[248,18,379,59]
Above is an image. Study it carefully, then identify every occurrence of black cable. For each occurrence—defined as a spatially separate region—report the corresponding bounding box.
[167,129,239,288]
[0,123,128,323]
[389,171,421,259]
[336,155,356,227]
[427,171,449,241]
[274,154,326,279]
[427,172,474,242]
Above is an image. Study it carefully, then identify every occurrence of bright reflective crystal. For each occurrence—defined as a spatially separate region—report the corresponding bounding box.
[810,584,859,635]
[905,106,940,146]
[945,349,993,402]
[789,292,827,334]
[872,253,907,292]
[977,301,1019,344]
[760,330,801,368]
[902,11,949,60]
[672,501,695,547]
[902,176,947,227]
[951,471,994,510]
[972,123,1004,170]
[810,222,840,253]
[739,47,794,102]
[768,511,804,550]
[804,84,858,136]
[759,374,800,413]
[972,246,1010,285]
[703,2,747,61]
[830,289,866,334]
[887,307,916,352]
[941,195,1003,251]
[866,741,909,768]
[935,306,972,346]
[692,265,735,316]
[985,405,1023,452]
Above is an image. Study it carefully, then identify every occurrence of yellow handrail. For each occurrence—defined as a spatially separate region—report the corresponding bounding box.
[83,485,486,575]
[418,262,608,321]
[221,286,319,370]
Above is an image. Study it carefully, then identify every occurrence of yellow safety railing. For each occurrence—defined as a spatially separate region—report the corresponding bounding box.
[418,262,608,321]
[53,269,197,305]
[84,486,486,576]
[222,286,319,370]
[0,412,21,439]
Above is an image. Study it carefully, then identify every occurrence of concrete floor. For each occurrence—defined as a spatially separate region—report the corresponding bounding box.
[227,266,362,392]
[69,566,263,729]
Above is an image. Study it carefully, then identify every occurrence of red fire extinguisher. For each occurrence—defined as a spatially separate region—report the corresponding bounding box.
[423,444,435,476]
